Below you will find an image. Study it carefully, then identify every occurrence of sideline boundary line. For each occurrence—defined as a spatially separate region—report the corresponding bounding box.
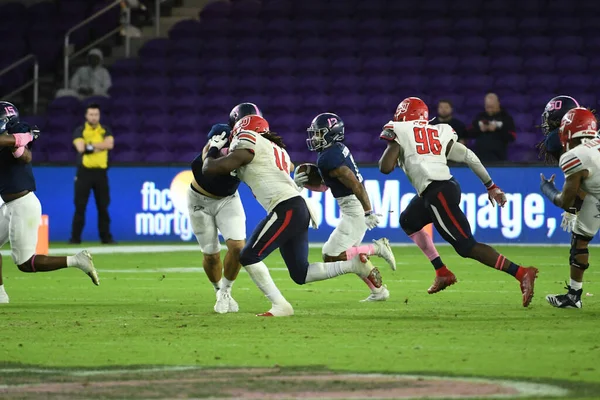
[0,242,587,257]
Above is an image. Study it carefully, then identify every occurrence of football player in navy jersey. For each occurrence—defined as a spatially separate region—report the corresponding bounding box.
[187,102,261,314]
[0,102,99,303]
[295,113,396,302]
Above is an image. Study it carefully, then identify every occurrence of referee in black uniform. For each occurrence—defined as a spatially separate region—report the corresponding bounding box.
[69,104,115,244]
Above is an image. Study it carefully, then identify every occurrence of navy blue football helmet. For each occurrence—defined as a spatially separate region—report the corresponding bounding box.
[0,101,19,134]
[306,113,345,151]
[541,95,580,135]
[229,102,262,128]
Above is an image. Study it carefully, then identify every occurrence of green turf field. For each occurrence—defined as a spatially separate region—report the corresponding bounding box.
[1,244,599,399]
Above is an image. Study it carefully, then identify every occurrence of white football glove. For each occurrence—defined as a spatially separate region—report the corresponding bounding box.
[487,184,507,207]
[364,211,381,230]
[560,211,577,233]
[208,131,228,151]
[293,165,309,189]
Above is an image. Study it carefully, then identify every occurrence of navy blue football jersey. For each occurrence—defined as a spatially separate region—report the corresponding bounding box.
[0,123,36,195]
[317,142,363,198]
[191,152,240,197]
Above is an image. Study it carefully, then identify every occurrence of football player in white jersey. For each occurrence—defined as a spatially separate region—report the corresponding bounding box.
[540,107,599,308]
[296,112,396,302]
[202,115,382,316]
[378,97,538,307]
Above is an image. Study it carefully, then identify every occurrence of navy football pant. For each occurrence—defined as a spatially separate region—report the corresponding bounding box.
[400,179,476,257]
[240,196,310,284]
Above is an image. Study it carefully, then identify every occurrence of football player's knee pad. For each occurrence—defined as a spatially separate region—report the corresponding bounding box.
[453,237,477,258]
[570,233,592,270]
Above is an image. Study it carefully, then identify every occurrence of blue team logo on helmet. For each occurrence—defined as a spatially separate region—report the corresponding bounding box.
[306,113,345,151]
[0,101,19,134]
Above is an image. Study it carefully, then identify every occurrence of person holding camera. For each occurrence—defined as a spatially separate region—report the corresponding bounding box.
[468,93,516,162]
[69,104,115,244]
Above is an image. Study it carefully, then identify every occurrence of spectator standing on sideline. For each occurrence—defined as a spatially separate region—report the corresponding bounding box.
[430,99,468,144]
[468,93,516,162]
[69,104,115,245]
[56,49,112,100]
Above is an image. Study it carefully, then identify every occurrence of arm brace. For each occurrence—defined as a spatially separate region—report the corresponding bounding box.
[447,142,492,186]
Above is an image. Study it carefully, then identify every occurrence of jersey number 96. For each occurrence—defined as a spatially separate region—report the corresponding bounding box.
[414,127,442,155]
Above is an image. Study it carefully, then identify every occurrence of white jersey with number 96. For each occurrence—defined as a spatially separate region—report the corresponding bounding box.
[380,120,458,195]
[230,129,299,212]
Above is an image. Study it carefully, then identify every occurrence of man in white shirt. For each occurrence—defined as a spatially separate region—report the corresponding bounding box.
[57,49,112,99]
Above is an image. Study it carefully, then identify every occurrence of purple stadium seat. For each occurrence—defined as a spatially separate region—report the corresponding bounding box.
[502,95,529,112]
[523,56,556,72]
[330,57,361,74]
[555,55,588,73]
[110,59,139,78]
[0,2,26,20]
[488,36,520,53]
[559,75,590,91]
[526,74,557,91]
[260,0,293,19]
[423,18,453,35]
[485,17,517,35]
[482,0,513,15]
[48,96,82,116]
[199,0,231,19]
[458,56,490,74]
[494,74,527,92]
[169,19,202,40]
[424,37,457,56]
[552,17,582,34]
[457,37,487,56]
[230,0,261,19]
[554,36,584,54]
[391,19,420,35]
[111,151,140,163]
[521,36,552,54]
[263,38,296,57]
[391,38,424,54]
[518,18,549,35]
[391,57,424,74]
[517,132,542,147]
[139,39,170,59]
[453,18,484,35]
[491,56,522,73]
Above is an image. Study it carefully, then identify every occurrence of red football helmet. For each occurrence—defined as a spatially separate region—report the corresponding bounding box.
[559,107,598,151]
[231,114,270,138]
[393,97,429,122]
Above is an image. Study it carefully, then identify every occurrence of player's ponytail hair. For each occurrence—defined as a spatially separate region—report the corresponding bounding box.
[263,131,286,149]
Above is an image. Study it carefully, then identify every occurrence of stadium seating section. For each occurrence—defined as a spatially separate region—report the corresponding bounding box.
[12,0,600,163]
[0,0,120,92]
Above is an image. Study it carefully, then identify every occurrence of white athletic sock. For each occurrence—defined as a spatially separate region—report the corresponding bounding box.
[212,279,222,292]
[221,277,234,290]
[66,256,75,267]
[0,284,6,294]
[244,262,287,305]
[305,260,354,283]
[570,279,583,291]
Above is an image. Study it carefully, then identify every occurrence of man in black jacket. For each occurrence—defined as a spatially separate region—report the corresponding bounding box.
[430,99,468,144]
[468,93,516,162]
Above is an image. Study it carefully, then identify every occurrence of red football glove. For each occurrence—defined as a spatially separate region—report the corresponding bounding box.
[487,184,507,207]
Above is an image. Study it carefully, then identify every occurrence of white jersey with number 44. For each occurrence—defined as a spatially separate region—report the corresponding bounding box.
[559,138,600,199]
[230,129,299,212]
[381,120,458,195]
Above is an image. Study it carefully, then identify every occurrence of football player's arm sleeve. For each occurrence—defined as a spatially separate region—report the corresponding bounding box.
[330,165,372,213]
[72,126,85,153]
[447,141,492,186]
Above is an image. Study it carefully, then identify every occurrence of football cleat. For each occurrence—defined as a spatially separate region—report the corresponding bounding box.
[214,289,231,314]
[228,293,239,313]
[518,267,538,307]
[360,284,389,302]
[352,255,382,289]
[546,285,582,309]
[0,290,9,304]
[257,302,294,317]
[372,238,396,271]
[427,270,457,294]
[72,250,100,286]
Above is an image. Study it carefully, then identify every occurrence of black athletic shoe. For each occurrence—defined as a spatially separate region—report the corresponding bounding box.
[68,238,81,245]
[546,284,583,309]
[101,239,117,245]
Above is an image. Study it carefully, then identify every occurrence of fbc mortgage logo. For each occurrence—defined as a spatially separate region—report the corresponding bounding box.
[136,171,194,241]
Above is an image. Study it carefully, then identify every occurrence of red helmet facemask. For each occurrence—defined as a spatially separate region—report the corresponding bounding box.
[393,97,429,122]
[559,108,598,151]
